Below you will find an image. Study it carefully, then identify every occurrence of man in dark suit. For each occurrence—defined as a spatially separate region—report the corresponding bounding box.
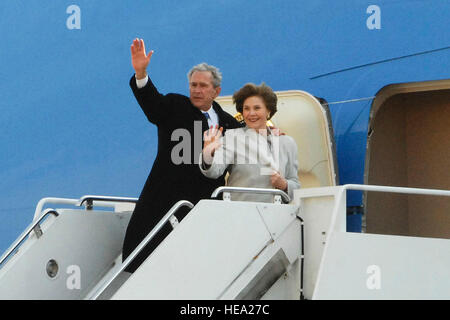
[122,39,242,273]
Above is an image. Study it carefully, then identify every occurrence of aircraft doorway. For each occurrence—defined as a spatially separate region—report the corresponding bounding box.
[365,80,450,239]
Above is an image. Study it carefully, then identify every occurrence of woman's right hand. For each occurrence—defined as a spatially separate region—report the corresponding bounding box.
[202,125,223,164]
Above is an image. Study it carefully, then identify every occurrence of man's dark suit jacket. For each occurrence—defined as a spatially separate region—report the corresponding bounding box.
[122,75,242,273]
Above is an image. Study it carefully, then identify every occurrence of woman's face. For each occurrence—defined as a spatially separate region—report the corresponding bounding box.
[242,96,270,131]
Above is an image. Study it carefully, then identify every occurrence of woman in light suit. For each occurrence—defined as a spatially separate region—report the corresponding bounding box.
[199,83,300,202]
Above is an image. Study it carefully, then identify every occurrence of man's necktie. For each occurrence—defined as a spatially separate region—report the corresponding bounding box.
[203,112,212,127]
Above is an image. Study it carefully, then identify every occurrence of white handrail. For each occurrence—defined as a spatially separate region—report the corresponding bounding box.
[77,195,138,209]
[33,198,79,221]
[1,209,59,267]
[343,184,450,197]
[33,195,139,221]
[87,199,194,300]
[311,184,450,300]
[211,186,291,203]
[326,184,450,234]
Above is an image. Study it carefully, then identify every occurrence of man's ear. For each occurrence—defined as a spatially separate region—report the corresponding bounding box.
[214,86,221,98]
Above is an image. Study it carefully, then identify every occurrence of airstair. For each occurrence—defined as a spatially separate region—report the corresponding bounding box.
[0,184,449,299]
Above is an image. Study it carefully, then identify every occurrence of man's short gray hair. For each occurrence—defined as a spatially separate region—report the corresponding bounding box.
[187,62,222,88]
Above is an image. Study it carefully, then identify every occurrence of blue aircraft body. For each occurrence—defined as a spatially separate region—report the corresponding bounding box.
[1,0,449,253]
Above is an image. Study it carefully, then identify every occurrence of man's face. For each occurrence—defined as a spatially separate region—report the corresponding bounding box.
[189,71,221,111]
